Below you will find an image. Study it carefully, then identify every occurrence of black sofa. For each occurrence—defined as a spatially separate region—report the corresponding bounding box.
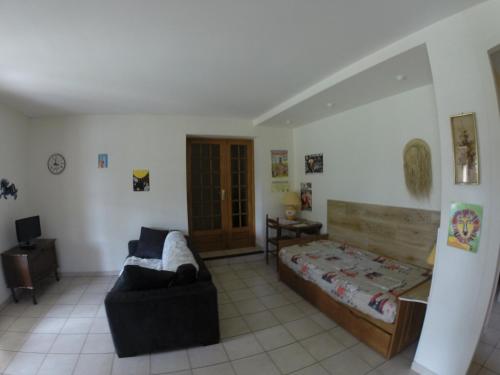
[105,238,220,357]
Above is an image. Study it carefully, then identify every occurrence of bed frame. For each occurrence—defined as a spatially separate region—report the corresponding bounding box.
[278,200,440,359]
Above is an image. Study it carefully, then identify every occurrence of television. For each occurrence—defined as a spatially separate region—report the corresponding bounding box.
[15,216,41,248]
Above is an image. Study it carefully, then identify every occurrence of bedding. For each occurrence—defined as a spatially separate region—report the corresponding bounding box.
[122,231,198,273]
[280,239,431,323]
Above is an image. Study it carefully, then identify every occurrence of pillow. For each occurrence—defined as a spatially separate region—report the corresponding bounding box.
[114,265,175,292]
[161,230,187,264]
[162,231,199,272]
[136,227,169,259]
[171,264,198,286]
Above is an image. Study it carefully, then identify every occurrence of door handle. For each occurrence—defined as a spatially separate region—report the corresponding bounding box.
[221,189,226,201]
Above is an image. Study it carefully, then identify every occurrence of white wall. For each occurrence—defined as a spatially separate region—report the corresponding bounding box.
[0,103,29,303]
[27,115,293,273]
[293,85,441,229]
[285,1,500,373]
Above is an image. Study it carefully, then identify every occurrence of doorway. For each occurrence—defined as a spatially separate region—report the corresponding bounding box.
[186,137,255,252]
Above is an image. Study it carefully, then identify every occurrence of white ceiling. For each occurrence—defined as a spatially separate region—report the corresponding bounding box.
[0,0,485,118]
[257,45,433,127]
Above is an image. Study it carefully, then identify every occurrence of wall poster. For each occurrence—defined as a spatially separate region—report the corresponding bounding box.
[133,169,150,192]
[305,153,323,174]
[447,202,483,253]
[271,181,289,193]
[300,182,312,211]
[271,150,288,178]
[98,153,108,168]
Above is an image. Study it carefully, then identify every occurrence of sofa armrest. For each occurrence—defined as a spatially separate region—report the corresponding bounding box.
[128,240,139,257]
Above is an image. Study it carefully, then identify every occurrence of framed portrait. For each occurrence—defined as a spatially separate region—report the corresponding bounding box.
[451,113,479,184]
[305,153,323,174]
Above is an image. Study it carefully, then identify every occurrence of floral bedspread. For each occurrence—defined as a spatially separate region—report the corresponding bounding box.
[280,240,431,323]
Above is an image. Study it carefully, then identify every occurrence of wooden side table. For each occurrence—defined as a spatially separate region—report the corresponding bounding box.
[265,216,323,265]
[1,239,59,304]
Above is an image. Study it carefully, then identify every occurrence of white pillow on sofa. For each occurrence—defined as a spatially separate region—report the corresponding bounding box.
[162,231,199,272]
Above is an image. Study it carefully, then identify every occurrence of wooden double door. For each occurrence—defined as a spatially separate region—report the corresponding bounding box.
[187,138,255,252]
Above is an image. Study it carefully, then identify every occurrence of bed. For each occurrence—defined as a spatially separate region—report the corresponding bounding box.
[277,200,440,359]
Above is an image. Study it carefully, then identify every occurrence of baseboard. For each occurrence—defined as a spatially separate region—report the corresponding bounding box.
[60,271,120,277]
[411,361,438,375]
[202,250,264,261]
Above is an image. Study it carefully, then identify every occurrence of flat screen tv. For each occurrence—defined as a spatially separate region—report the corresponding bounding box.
[15,216,41,248]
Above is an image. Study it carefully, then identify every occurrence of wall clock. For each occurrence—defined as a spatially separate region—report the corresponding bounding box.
[47,153,66,175]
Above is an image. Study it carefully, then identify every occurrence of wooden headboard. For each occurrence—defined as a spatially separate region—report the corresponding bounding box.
[327,200,440,269]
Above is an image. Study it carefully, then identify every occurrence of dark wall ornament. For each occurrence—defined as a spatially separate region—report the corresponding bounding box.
[0,179,18,200]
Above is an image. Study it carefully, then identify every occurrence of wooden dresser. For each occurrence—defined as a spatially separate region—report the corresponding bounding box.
[1,239,59,304]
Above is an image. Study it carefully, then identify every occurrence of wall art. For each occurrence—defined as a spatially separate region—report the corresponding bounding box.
[300,182,312,211]
[271,150,288,178]
[0,179,18,200]
[98,153,108,168]
[451,113,479,184]
[447,202,483,253]
[133,169,150,192]
[403,138,432,198]
[305,153,323,174]
[271,181,289,193]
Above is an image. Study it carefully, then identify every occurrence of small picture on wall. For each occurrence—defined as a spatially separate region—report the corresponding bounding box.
[133,169,150,192]
[98,154,108,168]
[447,202,483,253]
[451,113,479,184]
[271,150,288,178]
[0,178,18,200]
[300,182,312,211]
[271,181,289,193]
[305,154,323,174]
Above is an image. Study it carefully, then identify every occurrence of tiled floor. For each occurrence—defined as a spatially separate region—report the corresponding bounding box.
[472,300,500,375]
[0,253,493,375]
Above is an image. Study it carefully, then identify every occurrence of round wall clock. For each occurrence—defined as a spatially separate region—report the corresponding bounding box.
[47,153,66,175]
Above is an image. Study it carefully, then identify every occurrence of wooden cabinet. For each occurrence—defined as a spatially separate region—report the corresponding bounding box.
[1,239,59,304]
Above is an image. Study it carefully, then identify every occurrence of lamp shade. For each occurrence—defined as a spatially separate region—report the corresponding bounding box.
[426,244,436,266]
[282,192,300,207]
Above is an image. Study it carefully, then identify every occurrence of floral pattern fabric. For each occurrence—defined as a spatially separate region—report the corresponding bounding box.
[280,240,431,323]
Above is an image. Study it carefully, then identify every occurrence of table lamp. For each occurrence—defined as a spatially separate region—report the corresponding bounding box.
[282,192,301,220]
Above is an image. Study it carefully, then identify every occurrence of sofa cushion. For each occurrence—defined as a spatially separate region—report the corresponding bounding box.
[115,265,175,292]
[136,227,169,259]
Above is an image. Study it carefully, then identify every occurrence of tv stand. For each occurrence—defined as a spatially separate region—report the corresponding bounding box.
[1,239,59,304]
[18,242,36,250]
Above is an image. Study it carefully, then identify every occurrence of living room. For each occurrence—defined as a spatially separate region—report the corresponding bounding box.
[1,1,500,375]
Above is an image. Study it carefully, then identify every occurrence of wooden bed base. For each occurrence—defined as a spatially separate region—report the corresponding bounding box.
[276,200,439,358]
[278,257,427,358]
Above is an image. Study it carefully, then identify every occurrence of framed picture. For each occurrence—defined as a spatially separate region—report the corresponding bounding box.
[271,181,289,192]
[133,169,150,191]
[305,153,323,174]
[300,182,312,211]
[98,153,108,168]
[447,202,483,253]
[271,150,288,178]
[451,113,479,184]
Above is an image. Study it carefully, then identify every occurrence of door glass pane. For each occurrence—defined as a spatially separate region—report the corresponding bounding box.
[230,144,248,228]
[190,143,222,231]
